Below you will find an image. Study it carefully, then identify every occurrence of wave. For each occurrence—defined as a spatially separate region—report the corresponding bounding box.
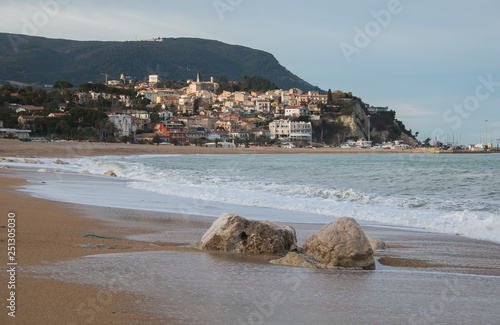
[62,155,500,244]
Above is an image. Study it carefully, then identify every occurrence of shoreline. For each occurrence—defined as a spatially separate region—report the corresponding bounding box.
[0,177,190,324]
[0,138,432,158]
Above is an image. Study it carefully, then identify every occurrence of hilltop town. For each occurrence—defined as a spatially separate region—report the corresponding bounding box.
[0,74,418,148]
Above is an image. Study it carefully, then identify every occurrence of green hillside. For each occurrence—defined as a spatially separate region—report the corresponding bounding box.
[0,33,322,91]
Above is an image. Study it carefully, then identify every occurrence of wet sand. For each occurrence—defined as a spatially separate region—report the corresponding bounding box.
[1,145,500,324]
[0,177,193,324]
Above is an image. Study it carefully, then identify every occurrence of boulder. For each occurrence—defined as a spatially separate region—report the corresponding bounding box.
[270,252,320,269]
[302,217,375,270]
[104,170,117,177]
[367,236,387,251]
[201,213,297,255]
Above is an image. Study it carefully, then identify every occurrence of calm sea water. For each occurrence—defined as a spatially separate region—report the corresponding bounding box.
[15,153,500,243]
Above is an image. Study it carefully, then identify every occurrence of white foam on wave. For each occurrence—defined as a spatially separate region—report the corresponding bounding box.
[16,154,500,244]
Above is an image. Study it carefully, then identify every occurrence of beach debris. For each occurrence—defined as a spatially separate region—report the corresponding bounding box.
[79,170,91,174]
[0,165,10,169]
[270,252,321,269]
[367,236,388,251]
[302,217,375,270]
[53,159,68,165]
[37,168,51,173]
[24,158,45,164]
[84,234,121,240]
[104,170,117,177]
[201,212,297,255]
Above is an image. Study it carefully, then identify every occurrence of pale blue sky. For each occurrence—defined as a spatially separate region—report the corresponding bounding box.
[2,0,500,144]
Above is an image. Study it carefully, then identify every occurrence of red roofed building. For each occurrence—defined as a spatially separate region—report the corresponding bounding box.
[22,105,44,112]
[47,113,67,117]
[155,121,187,142]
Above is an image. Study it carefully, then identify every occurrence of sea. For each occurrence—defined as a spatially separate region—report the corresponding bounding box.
[10,152,500,324]
[14,152,500,244]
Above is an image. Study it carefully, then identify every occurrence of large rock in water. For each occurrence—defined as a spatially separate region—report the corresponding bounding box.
[201,213,297,255]
[270,252,320,269]
[367,236,387,251]
[302,217,375,270]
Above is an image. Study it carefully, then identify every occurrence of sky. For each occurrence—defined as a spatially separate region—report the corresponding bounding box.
[2,0,500,144]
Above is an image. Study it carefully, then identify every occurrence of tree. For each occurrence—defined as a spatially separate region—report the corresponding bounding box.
[53,80,73,92]
[193,98,200,116]
[121,135,133,143]
[152,134,162,146]
[327,89,333,105]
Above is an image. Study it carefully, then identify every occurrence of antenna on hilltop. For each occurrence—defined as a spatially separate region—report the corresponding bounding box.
[100,73,109,85]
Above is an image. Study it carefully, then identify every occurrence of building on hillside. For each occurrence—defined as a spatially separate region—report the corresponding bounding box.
[18,116,40,129]
[155,121,187,143]
[284,106,308,117]
[269,119,312,142]
[108,114,136,137]
[254,100,271,112]
[231,131,250,140]
[159,110,174,120]
[186,126,206,142]
[289,88,303,95]
[207,130,230,142]
[195,116,216,129]
[149,75,159,84]
[281,92,291,105]
[0,128,31,140]
[234,92,251,103]
[47,113,67,118]
[189,76,219,93]
[131,116,150,130]
[214,120,240,133]
[368,106,389,114]
[130,110,150,120]
[140,89,181,103]
[309,94,328,105]
[243,103,256,116]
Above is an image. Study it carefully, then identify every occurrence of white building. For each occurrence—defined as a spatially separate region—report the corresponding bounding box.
[149,75,159,84]
[269,119,312,142]
[108,114,136,137]
[284,106,308,117]
[0,128,31,140]
[254,100,271,112]
[234,92,251,103]
[159,110,174,120]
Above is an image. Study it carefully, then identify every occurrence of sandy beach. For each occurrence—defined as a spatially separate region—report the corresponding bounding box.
[0,139,431,158]
[0,177,189,324]
[1,139,499,324]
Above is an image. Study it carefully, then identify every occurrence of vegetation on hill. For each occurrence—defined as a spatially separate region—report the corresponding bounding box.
[0,33,322,92]
[217,76,279,93]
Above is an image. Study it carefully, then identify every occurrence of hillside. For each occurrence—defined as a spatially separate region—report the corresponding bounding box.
[0,33,322,91]
[311,100,419,146]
